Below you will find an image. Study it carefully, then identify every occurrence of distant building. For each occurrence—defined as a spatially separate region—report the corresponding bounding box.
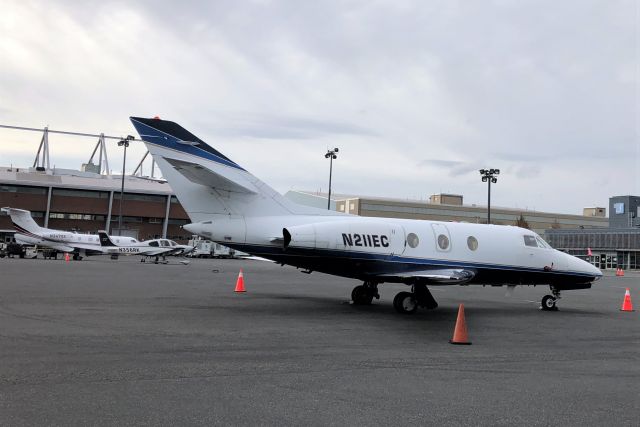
[0,166,190,242]
[429,193,463,206]
[609,196,640,228]
[285,190,608,235]
[546,196,640,271]
[583,207,606,218]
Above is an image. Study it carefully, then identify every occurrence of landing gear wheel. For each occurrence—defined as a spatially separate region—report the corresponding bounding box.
[351,285,374,305]
[541,295,557,311]
[393,292,418,314]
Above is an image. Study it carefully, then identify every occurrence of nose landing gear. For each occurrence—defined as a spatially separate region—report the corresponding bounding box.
[540,287,561,311]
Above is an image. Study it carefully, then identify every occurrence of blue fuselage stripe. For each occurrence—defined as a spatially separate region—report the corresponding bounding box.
[224,242,598,279]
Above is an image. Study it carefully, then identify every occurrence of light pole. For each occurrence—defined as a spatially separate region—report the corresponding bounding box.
[479,168,499,224]
[117,135,135,236]
[325,148,339,210]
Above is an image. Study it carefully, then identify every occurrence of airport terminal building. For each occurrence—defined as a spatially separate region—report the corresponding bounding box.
[545,196,640,270]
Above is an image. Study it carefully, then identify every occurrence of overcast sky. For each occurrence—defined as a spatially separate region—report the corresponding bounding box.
[0,0,637,214]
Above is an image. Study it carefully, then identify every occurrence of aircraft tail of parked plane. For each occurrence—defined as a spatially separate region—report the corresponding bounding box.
[129,117,341,222]
[130,116,602,313]
[1,207,100,255]
[2,207,44,237]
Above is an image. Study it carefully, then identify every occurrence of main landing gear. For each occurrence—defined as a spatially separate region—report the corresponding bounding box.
[393,284,438,314]
[540,286,561,311]
[350,282,440,314]
[351,281,380,305]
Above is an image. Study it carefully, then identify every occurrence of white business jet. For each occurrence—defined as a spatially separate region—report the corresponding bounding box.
[130,117,602,312]
[2,207,103,259]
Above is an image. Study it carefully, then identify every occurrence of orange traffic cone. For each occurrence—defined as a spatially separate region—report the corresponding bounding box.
[615,268,621,276]
[234,269,246,293]
[620,288,634,312]
[64,253,70,263]
[449,304,471,345]
[619,268,625,277]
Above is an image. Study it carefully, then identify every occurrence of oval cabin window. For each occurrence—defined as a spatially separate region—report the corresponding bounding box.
[467,236,478,251]
[437,234,450,250]
[407,233,419,248]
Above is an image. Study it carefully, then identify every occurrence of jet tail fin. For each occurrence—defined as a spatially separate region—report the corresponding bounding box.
[130,116,344,221]
[2,207,44,235]
[98,231,117,247]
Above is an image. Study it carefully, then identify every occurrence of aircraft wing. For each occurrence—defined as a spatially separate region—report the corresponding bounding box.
[237,255,276,262]
[376,268,476,285]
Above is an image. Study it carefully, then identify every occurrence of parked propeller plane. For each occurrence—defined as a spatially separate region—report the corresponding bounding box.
[130,116,602,312]
[97,231,194,262]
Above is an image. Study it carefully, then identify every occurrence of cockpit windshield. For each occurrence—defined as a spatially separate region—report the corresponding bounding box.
[535,236,551,249]
[524,235,551,249]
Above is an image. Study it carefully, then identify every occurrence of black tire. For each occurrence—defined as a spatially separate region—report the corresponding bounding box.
[351,285,373,305]
[393,292,418,314]
[541,295,556,311]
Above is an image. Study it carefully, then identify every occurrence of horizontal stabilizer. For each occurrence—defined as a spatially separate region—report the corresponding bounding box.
[377,268,475,284]
[164,158,257,194]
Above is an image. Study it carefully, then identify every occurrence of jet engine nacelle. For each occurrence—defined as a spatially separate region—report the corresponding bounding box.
[283,220,406,256]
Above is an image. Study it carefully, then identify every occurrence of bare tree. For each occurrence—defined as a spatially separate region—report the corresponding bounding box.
[515,214,530,229]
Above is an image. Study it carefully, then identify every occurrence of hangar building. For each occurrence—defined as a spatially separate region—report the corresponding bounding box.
[0,166,190,242]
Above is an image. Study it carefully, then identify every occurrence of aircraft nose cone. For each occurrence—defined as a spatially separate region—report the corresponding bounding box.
[566,252,602,279]
[589,263,603,280]
[183,223,197,234]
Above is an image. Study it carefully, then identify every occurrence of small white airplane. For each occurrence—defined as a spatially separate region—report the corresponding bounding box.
[97,231,194,262]
[2,207,194,261]
[130,116,602,312]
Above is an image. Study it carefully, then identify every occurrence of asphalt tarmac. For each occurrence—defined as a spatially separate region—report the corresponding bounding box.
[0,256,637,426]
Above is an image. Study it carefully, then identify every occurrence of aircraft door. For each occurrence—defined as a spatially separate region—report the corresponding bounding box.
[387,224,406,258]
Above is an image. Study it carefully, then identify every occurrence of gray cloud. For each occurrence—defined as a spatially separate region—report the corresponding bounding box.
[193,112,377,140]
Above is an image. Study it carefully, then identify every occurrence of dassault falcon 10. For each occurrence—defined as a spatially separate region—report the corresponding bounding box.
[130,116,602,313]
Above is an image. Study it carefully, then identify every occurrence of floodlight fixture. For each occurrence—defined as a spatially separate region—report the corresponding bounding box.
[325,148,339,210]
[479,167,500,224]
